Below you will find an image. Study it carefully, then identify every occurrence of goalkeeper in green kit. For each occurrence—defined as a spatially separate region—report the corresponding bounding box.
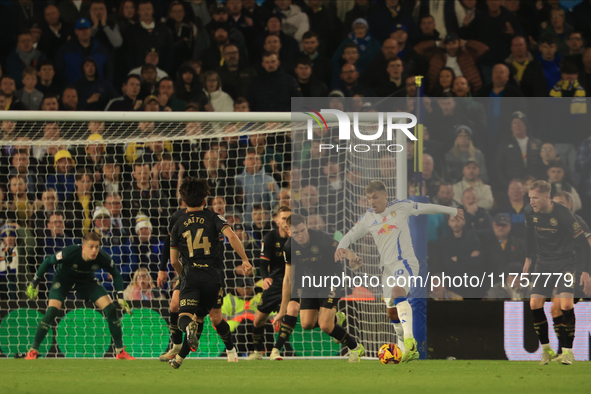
[25,232,135,360]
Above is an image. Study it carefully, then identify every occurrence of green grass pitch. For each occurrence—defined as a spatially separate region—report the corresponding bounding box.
[1,359,589,394]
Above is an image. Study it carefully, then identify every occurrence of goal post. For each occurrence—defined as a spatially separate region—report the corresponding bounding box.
[0,109,410,359]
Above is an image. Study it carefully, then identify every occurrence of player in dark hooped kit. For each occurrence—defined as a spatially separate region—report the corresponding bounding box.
[523,181,591,365]
[168,178,253,369]
[274,214,365,363]
[158,203,241,362]
[25,232,135,360]
[549,192,591,362]
[247,206,291,360]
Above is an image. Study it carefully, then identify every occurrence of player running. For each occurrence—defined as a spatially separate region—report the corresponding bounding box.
[523,181,590,365]
[247,206,292,360]
[25,232,135,360]
[158,205,240,362]
[550,192,591,362]
[168,178,253,369]
[276,214,365,363]
[335,180,463,363]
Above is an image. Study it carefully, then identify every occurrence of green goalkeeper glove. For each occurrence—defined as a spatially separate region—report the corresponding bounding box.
[26,284,38,300]
[116,291,132,315]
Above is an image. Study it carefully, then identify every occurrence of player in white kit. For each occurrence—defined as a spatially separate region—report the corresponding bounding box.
[335,180,463,362]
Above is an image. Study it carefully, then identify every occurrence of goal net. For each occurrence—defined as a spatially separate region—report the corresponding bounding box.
[0,110,407,359]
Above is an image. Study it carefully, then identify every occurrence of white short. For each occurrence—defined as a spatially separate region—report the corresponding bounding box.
[382,259,420,308]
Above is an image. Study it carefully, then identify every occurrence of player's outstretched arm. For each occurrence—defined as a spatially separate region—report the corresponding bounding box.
[170,247,183,276]
[27,255,58,299]
[411,202,462,218]
[157,235,171,288]
[339,249,363,271]
[336,221,370,261]
[223,227,253,276]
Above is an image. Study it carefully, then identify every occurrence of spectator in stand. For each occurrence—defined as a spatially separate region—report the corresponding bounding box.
[58,0,91,26]
[505,35,547,97]
[376,57,405,97]
[248,52,301,112]
[128,50,169,81]
[344,0,374,35]
[248,204,271,247]
[367,0,416,44]
[536,34,562,94]
[332,18,381,84]
[391,24,428,77]
[210,196,226,217]
[40,95,59,111]
[201,70,234,112]
[492,179,527,240]
[32,190,63,239]
[124,0,173,75]
[74,57,117,111]
[273,0,309,46]
[436,213,486,298]
[0,224,18,300]
[234,97,249,112]
[196,149,236,206]
[131,214,164,280]
[165,1,200,73]
[9,148,39,198]
[105,75,142,111]
[459,0,523,85]
[260,28,298,73]
[578,48,591,96]
[235,148,278,225]
[46,149,76,203]
[137,64,159,101]
[1,76,29,110]
[37,5,73,61]
[547,160,582,212]
[304,0,342,56]
[330,42,360,89]
[64,171,96,239]
[36,61,62,98]
[550,62,586,98]
[123,267,162,300]
[295,57,328,97]
[297,184,326,219]
[460,188,493,239]
[156,78,187,112]
[184,0,212,27]
[41,213,77,260]
[217,43,256,101]
[423,153,442,198]
[429,66,455,97]
[15,67,43,110]
[573,0,591,44]
[563,31,585,70]
[414,32,488,95]
[300,31,331,87]
[452,159,494,211]
[444,125,488,184]
[495,111,543,189]
[542,8,572,55]
[363,38,399,92]
[104,193,129,236]
[338,63,375,97]
[530,142,573,183]
[55,18,113,86]
[199,23,233,72]
[416,14,440,43]
[174,61,204,104]
[6,175,36,227]
[91,206,137,287]
[482,213,526,282]
[207,6,249,63]
[89,0,123,52]
[6,31,45,89]
[60,86,79,110]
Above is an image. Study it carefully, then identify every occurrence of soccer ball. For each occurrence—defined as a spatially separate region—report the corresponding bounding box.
[378,343,402,364]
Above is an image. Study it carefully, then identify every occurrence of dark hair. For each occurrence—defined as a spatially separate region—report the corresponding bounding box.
[302,31,318,40]
[138,0,153,6]
[38,59,54,69]
[234,97,248,105]
[83,231,101,243]
[276,205,291,214]
[539,34,556,46]
[245,147,258,156]
[561,62,579,75]
[42,94,58,103]
[547,159,565,170]
[262,51,278,60]
[75,171,92,182]
[125,74,141,85]
[296,56,312,67]
[290,214,306,227]
[0,75,15,83]
[387,56,401,66]
[158,77,174,89]
[343,42,358,52]
[252,204,264,212]
[161,152,173,161]
[179,177,210,207]
[437,182,452,192]
[420,14,434,22]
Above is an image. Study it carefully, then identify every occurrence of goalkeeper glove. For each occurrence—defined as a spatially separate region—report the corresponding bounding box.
[115,291,133,315]
[26,283,39,300]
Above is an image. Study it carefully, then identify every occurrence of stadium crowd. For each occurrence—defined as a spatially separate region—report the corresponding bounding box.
[1,0,591,305]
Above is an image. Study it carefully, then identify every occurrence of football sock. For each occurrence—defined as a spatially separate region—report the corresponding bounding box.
[170,312,183,345]
[274,315,296,351]
[328,324,358,349]
[32,306,59,350]
[178,315,191,333]
[104,303,123,349]
[394,298,413,339]
[391,319,406,353]
[214,320,234,350]
[561,308,575,349]
[552,315,564,350]
[532,308,549,345]
[252,325,265,352]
